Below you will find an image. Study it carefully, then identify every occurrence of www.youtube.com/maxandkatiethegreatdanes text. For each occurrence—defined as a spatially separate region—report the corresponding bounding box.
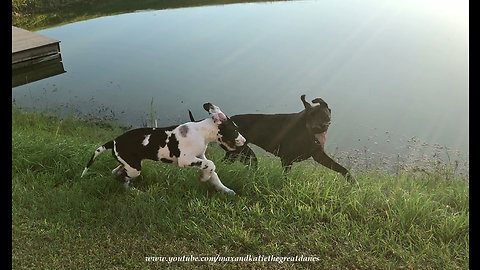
[145,255,321,264]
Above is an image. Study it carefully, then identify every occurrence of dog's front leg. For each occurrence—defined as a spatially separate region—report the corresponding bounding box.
[208,171,236,195]
[312,148,356,183]
[178,157,235,195]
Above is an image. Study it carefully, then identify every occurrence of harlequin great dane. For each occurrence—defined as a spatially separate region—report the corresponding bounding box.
[189,95,355,183]
[81,103,246,195]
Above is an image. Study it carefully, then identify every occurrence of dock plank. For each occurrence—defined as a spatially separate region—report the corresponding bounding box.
[12,26,61,66]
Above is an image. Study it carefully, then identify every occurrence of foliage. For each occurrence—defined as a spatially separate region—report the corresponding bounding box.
[12,0,289,30]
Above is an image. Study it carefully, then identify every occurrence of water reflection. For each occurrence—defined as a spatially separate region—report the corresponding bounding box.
[12,55,65,87]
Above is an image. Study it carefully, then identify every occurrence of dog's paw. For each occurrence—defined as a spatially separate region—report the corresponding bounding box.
[224,188,236,196]
[345,173,358,185]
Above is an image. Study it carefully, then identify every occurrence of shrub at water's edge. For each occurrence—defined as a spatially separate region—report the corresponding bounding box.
[12,0,291,30]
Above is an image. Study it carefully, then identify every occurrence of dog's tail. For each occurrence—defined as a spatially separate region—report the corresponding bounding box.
[81,141,114,177]
[188,110,196,122]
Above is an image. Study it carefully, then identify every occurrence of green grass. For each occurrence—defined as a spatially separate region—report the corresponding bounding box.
[12,107,469,269]
[12,0,290,30]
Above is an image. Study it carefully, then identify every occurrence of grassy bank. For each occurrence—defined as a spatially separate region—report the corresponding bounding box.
[12,0,289,30]
[12,108,468,269]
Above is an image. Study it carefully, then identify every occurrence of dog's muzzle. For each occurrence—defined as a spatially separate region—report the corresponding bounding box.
[314,131,327,148]
[311,123,329,148]
[235,134,246,146]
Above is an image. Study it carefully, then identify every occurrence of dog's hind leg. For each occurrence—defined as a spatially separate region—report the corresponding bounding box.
[112,165,124,176]
[113,155,142,189]
[115,165,141,189]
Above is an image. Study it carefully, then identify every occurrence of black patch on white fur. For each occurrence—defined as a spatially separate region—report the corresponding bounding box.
[179,125,189,137]
[167,133,180,158]
[111,126,177,165]
[218,118,240,149]
[160,158,173,163]
[189,161,202,167]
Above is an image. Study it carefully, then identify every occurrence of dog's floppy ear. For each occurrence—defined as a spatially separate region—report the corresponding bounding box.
[312,98,328,107]
[203,103,214,112]
[301,94,312,109]
[203,102,227,124]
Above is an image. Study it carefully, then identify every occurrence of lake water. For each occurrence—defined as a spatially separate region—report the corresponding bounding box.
[12,0,469,171]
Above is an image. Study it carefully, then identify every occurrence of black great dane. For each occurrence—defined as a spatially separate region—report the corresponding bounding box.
[189,95,355,183]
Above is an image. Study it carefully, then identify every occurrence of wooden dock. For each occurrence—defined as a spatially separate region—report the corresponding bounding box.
[12,26,61,69]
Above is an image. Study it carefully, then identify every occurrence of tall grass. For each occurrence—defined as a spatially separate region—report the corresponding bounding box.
[12,107,468,269]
